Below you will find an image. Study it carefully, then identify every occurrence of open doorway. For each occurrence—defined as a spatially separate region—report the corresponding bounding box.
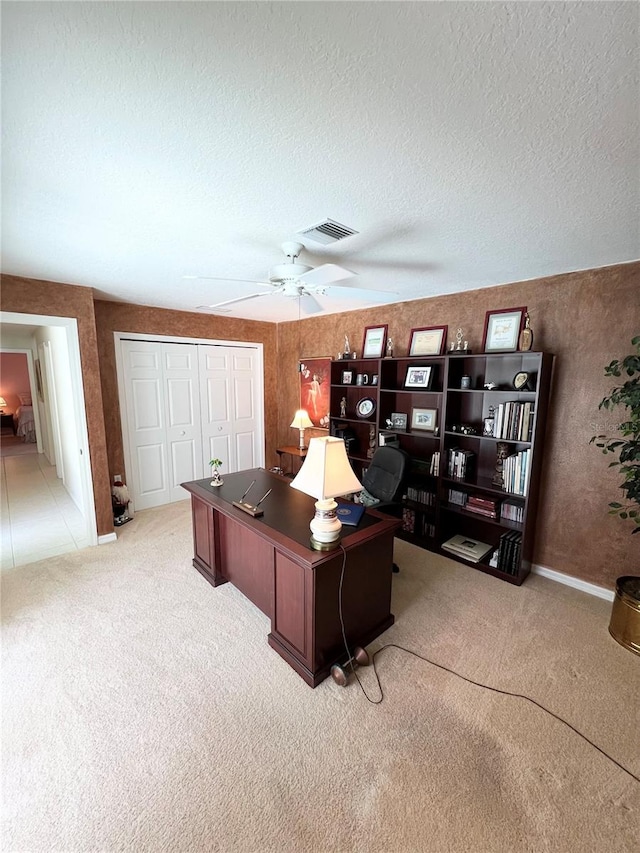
[0,312,98,568]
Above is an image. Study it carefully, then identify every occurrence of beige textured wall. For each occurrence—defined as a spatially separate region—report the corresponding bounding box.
[0,275,113,535]
[277,262,640,589]
[93,300,278,480]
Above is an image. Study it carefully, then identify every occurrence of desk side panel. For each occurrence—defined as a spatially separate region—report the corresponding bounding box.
[272,552,310,662]
[192,496,223,586]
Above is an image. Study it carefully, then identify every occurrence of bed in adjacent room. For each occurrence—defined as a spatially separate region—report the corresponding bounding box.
[14,394,36,443]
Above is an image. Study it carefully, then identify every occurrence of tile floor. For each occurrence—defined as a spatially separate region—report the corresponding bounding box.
[1,447,91,570]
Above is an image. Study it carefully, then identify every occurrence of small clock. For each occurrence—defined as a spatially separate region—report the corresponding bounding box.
[356,397,376,418]
[513,371,534,391]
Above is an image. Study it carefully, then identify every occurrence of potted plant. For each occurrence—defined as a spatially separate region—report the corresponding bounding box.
[209,458,224,488]
[591,336,640,534]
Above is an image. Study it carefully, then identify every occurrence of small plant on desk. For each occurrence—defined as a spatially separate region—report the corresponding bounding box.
[209,458,224,487]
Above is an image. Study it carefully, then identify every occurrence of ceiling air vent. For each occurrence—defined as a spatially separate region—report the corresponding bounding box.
[296,219,359,245]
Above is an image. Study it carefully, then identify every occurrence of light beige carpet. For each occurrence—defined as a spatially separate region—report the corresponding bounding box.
[2,501,639,852]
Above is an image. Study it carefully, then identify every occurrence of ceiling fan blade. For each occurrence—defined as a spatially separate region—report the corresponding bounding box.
[200,291,274,310]
[300,292,324,315]
[322,285,399,303]
[296,263,355,288]
[185,275,270,285]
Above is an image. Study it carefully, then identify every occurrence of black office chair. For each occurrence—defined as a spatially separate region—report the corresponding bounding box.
[360,446,409,573]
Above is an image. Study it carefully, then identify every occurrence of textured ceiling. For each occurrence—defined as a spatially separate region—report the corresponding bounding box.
[2,1,638,322]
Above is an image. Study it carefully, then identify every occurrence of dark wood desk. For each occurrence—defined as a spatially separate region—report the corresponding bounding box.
[182,469,400,687]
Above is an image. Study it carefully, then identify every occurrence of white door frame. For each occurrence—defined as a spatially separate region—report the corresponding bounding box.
[0,311,98,547]
[114,331,265,501]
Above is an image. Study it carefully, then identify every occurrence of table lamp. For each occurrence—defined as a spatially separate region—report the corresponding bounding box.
[0,396,6,413]
[290,436,362,550]
[290,408,314,450]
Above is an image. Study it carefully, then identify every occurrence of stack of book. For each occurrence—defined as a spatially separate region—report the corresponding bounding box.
[429,450,440,476]
[447,448,475,479]
[496,530,523,575]
[406,485,436,507]
[493,401,535,441]
[465,494,499,519]
[442,535,493,563]
[448,488,467,506]
[503,449,531,496]
[501,499,524,523]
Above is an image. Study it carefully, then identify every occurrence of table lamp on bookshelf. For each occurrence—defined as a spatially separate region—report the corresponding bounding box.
[290,436,362,550]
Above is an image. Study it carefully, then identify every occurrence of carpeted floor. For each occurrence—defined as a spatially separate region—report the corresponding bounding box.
[2,501,639,852]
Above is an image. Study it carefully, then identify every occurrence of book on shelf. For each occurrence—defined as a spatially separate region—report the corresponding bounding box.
[502,449,530,496]
[447,448,475,479]
[497,530,522,575]
[429,450,440,476]
[500,499,524,523]
[493,402,535,441]
[448,489,467,506]
[441,535,493,563]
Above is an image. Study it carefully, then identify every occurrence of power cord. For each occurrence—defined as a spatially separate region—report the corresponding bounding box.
[336,545,640,785]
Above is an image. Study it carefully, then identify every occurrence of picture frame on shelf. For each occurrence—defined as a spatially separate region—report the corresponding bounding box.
[404,365,433,389]
[342,370,353,385]
[408,325,448,356]
[411,407,437,432]
[482,307,527,353]
[391,412,408,431]
[362,324,388,359]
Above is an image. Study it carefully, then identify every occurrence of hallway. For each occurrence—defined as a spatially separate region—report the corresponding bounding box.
[0,446,91,570]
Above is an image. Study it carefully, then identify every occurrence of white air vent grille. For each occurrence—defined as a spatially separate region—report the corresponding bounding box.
[296,219,359,244]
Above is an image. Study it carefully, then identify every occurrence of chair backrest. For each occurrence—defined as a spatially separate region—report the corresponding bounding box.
[361,446,410,503]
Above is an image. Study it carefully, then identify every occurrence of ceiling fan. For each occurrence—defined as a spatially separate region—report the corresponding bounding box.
[192,242,398,315]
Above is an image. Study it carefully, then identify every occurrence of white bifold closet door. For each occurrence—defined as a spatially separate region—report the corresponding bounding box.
[120,340,262,511]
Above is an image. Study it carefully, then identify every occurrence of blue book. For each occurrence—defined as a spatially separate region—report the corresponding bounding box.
[336,501,365,527]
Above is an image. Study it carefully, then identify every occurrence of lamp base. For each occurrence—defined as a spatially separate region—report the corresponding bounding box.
[309,535,341,551]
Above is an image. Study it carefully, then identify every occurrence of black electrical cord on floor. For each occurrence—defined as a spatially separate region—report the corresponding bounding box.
[337,546,640,786]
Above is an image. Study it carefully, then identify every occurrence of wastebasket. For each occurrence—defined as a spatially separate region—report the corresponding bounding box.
[609,576,640,656]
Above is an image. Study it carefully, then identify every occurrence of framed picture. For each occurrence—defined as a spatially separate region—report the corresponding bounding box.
[342,370,353,385]
[482,307,527,353]
[362,324,388,359]
[391,412,408,431]
[299,357,330,429]
[411,407,437,431]
[404,365,433,389]
[408,325,447,356]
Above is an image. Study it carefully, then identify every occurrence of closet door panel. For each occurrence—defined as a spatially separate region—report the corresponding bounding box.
[122,341,171,509]
[163,345,202,502]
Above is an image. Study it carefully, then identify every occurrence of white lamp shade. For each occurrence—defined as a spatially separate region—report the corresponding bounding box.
[290,437,362,501]
[0,397,6,408]
[290,409,314,430]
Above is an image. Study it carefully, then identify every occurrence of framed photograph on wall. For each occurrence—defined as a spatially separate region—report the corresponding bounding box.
[362,324,388,359]
[408,325,447,356]
[404,365,433,389]
[411,407,437,431]
[482,307,527,353]
[299,358,331,430]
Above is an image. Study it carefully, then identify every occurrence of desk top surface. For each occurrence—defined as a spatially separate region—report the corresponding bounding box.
[182,468,392,555]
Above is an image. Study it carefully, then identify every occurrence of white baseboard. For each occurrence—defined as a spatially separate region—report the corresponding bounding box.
[98,532,118,545]
[531,563,614,602]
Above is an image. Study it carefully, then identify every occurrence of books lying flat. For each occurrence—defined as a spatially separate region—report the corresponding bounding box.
[335,501,366,527]
[441,535,493,563]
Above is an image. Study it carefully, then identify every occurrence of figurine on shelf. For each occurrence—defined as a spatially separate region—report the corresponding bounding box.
[519,312,533,351]
[483,406,496,437]
[492,443,509,488]
[340,397,347,418]
[385,338,394,358]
